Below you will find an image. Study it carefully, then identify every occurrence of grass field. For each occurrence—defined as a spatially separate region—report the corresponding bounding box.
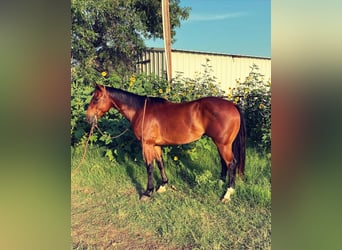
[71,141,271,249]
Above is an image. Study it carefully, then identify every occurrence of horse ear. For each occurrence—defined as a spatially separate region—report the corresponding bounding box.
[94,83,104,91]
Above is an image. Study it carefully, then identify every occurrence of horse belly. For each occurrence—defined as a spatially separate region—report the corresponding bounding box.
[156,121,204,145]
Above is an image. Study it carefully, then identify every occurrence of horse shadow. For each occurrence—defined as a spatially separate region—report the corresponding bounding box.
[113,140,218,197]
[164,140,222,189]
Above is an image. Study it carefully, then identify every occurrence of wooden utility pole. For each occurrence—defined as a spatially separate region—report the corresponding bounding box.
[162,0,172,82]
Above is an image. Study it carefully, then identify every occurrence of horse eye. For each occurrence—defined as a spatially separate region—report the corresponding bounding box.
[92,97,99,104]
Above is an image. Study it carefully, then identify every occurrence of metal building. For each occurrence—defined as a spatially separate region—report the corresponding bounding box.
[137,48,271,91]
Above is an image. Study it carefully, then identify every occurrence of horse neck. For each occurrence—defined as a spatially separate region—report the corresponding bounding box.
[108,88,145,122]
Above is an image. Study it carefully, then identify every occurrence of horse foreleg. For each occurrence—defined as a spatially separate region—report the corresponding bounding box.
[141,145,169,199]
[140,162,154,200]
[155,146,168,193]
[156,158,168,193]
[141,143,161,199]
[141,145,155,200]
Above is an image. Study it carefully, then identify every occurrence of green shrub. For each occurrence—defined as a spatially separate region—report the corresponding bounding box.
[71,61,225,160]
[71,62,271,161]
[231,64,271,151]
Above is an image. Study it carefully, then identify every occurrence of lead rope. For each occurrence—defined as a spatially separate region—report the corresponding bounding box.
[141,97,148,162]
[72,121,96,176]
[72,115,130,176]
[95,124,129,139]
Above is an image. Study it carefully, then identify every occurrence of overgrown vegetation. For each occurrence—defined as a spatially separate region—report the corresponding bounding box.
[72,144,271,249]
[231,64,271,150]
[71,60,227,162]
[71,59,271,249]
[71,61,271,159]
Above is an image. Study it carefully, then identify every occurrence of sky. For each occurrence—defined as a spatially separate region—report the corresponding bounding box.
[145,0,271,58]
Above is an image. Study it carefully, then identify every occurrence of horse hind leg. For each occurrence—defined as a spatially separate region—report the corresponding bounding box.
[219,154,228,182]
[222,160,237,203]
[216,143,237,203]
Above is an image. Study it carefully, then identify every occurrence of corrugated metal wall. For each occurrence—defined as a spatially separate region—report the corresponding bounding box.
[137,48,271,91]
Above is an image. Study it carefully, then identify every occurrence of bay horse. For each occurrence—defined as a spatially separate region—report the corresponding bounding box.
[86,83,246,203]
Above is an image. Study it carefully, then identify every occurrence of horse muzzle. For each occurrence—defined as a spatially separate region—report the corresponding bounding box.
[86,114,98,125]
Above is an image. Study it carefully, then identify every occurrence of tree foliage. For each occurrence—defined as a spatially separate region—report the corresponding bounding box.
[71,0,190,78]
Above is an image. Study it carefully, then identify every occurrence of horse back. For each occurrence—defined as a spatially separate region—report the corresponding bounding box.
[135,96,239,145]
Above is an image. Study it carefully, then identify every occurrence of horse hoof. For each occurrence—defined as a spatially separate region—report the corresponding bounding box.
[221,197,230,203]
[140,195,151,202]
[221,187,234,203]
[157,185,167,193]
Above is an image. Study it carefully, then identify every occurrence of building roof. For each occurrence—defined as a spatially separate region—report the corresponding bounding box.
[147,47,271,60]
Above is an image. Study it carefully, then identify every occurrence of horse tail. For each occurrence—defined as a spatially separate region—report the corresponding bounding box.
[233,105,246,177]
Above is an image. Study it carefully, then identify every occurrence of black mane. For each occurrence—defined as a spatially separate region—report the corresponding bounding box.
[106,87,168,110]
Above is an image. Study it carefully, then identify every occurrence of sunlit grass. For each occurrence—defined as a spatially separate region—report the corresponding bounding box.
[71,143,271,249]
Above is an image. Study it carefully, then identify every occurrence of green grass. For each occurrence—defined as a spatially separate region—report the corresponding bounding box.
[71,142,271,249]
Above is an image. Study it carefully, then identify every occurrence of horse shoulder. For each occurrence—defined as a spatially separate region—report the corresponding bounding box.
[130,102,164,142]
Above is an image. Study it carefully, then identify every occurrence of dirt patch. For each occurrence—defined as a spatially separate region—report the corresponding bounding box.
[71,185,173,249]
[72,224,160,249]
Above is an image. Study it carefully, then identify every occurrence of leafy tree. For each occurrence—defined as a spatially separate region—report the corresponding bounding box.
[71,0,190,79]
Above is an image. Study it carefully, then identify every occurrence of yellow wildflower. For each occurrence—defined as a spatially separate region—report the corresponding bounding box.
[233,96,239,104]
[227,93,232,99]
[159,89,163,94]
[101,71,107,77]
[259,103,265,110]
[173,156,178,161]
[129,75,136,87]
